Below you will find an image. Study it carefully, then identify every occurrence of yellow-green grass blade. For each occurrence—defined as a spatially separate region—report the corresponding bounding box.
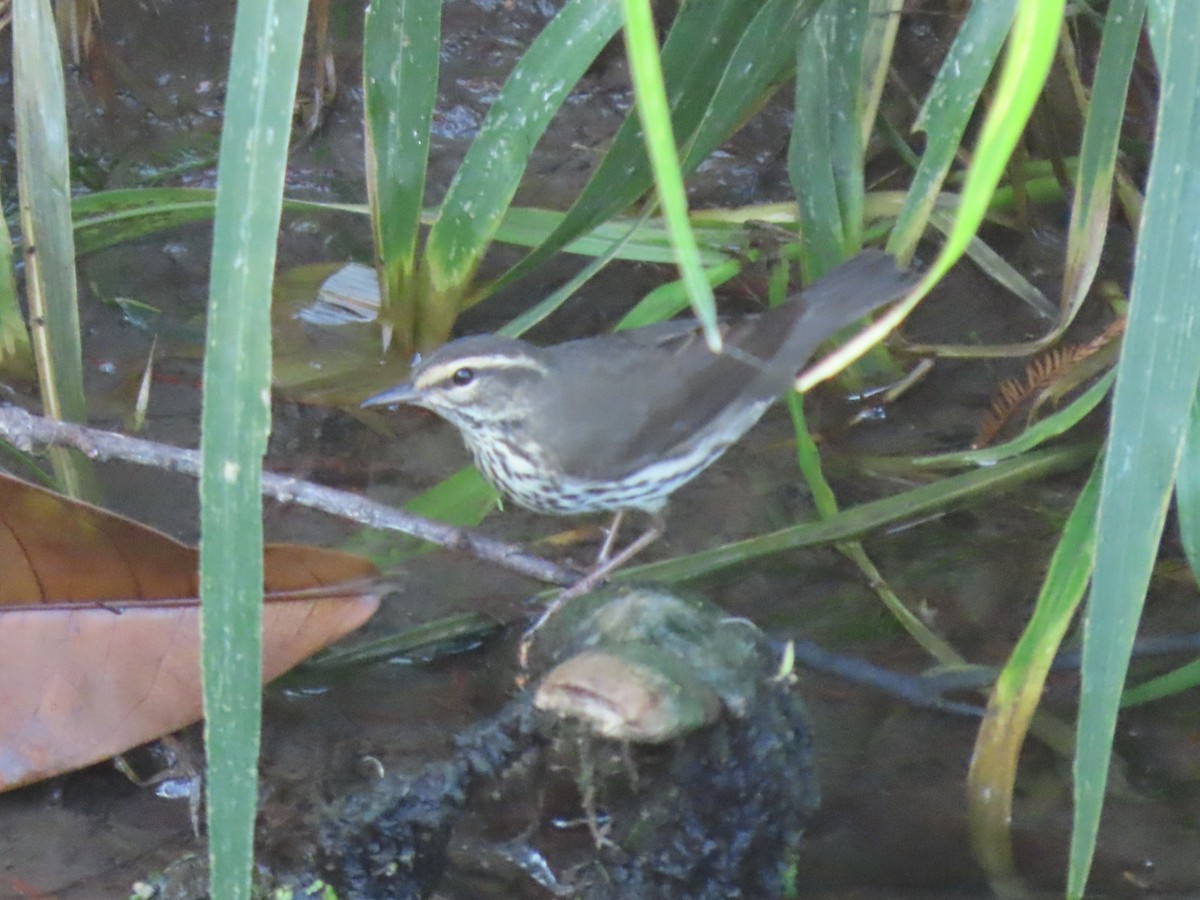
[860,0,904,154]
[498,207,739,265]
[800,0,1066,390]
[69,187,358,255]
[70,188,741,265]
[929,0,1065,277]
[12,0,97,500]
[621,0,718,349]
[968,462,1099,898]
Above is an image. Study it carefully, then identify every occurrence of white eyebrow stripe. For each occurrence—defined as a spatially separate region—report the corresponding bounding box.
[417,354,548,387]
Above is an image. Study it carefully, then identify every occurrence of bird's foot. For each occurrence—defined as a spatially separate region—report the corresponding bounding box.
[518,515,665,668]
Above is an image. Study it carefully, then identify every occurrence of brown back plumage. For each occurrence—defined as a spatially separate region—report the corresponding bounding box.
[526,249,915,480]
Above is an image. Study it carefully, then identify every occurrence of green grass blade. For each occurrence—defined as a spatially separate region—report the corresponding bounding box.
[343,466,500,567]
[860,0,902,145]
[1145,0,1168,65]
[621,0,718,348]
[914,368,1115,469]
[498,209,656,338]
[494,0,800,293]
[70,190,741,266]
[497,207,740,264]
[364,0,441,355]
[677,0,820,174]
[915,0,1066,294]
[789,392,963,666]
[12,0,96,499]
[622,444,1094,584]
[808,0,1065,393]
[70,187,353,255]
[0,187,33,381]
[72,188,226,254]
[1177,392,1200,579]
[1071,3,1200,892]
[1061,0,1146,325]
[300,612,502,670]
[1120,657,1200,708]
[650,0,775,173]
[789,0,870,272]
[887,0,1017,262]
[420,0,622,343]
[402,466,498,526]
[199,0,310,895]
[615,259,742,331]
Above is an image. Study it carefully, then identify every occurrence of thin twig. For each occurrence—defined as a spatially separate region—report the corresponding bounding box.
[0,404,576,587]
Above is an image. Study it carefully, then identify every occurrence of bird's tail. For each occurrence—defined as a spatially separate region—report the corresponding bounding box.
[793,249,918,334]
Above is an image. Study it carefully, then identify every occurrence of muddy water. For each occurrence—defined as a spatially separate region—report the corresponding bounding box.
[0,2,1197,898]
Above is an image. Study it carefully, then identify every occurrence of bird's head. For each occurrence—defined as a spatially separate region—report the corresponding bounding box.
[362,335,547,436]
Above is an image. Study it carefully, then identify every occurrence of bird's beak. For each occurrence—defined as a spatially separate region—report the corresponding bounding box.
[361,382,418,408]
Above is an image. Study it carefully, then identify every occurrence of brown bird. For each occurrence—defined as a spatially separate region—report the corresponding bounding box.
[364,249,914,588]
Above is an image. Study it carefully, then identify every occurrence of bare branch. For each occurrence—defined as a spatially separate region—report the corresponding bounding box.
[0,405,576,587]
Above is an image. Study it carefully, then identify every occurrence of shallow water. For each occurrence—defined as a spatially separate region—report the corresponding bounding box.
[0,2,1196,898]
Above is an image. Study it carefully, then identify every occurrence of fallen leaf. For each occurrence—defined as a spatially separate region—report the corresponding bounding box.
[0,471,381,791]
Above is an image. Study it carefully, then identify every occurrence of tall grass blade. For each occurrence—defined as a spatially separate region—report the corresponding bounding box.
[790,0,871,273]
[1070,3,1200,893]
[621,0,718,348]
[12,0,97,499]
[198,0,310,895]
[886,0,1016,262]
[420,0,621,344]
[1177,393,1200,581]
[801,0,1065,390]
[496,0,807,293]
[968,463,1099,898]
[625,444,1094,584]
[364,0,441,356]
[1061,0,1146,328]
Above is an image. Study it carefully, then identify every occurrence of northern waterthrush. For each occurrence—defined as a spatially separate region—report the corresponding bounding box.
[364,249,914,582]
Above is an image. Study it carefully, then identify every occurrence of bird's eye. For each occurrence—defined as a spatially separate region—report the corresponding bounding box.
[451,367,475,387]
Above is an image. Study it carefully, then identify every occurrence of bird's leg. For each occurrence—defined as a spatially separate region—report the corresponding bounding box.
[572,511,664,599]
[595,509,626,566]
[518,512,666,669]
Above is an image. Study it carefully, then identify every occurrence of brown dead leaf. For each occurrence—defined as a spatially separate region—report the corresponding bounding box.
[0,472,381,791]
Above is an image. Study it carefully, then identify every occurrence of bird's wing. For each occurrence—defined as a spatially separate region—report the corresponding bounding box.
[530,250,916,480]
[529,324,780,480]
